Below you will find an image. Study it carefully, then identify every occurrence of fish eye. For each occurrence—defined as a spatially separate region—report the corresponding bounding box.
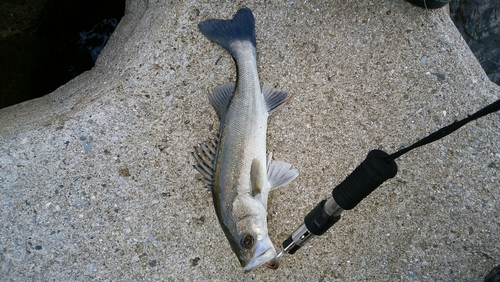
[240,234,254,249]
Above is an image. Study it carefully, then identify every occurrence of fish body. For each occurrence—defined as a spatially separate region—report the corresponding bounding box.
[193,8,298,271]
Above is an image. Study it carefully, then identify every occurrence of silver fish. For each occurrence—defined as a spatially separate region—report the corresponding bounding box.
[192,8,299,271]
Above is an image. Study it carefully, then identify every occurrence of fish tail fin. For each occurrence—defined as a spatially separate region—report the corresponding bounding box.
[197,8,256,57]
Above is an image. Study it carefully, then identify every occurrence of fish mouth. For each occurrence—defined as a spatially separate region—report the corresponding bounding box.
[243,243,276,271]
[263,258,279,269]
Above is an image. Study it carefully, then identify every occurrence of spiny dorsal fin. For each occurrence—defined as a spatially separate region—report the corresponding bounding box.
[267,153,299,190]
[262,84,290,115]
[192,138,217,189]
[207,82,235,121]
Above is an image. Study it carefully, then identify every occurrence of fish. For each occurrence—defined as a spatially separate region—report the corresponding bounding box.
[192,8,299,271]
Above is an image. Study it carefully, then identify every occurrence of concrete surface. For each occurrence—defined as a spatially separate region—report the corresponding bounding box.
[1,0,499,281]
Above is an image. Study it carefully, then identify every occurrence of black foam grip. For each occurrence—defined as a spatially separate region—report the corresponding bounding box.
[332,150,397,210]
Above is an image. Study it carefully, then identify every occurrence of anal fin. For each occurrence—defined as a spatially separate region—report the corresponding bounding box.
[262,84,290,115]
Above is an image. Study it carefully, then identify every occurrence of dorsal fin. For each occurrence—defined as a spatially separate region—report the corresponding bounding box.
[207,82,235,121]
[192,138,217,189]
[267,153,299,190]
[262,84,290,114]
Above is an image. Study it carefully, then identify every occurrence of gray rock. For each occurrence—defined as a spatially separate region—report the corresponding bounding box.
[0,0,498,281]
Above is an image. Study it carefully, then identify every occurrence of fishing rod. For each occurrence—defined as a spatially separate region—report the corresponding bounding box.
[266,98,500,268]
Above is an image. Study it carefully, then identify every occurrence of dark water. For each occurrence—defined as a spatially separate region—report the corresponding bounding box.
[450,0,500,85]
[0,1,498,109]
[67,18,118,78]
[0,0,124,109]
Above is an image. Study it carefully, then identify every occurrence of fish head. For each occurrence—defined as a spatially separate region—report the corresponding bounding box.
[225,194,277,271]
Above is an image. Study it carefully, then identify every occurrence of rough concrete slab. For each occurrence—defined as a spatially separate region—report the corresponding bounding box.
[1,0,499,281]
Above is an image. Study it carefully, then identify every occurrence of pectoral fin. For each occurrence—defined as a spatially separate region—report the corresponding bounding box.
[250,158,267,196]
[207,82,235,121]
[267,153,299,190]
[262,84,290,115]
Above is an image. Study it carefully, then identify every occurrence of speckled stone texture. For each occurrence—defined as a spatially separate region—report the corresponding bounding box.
[1,0,499,281]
